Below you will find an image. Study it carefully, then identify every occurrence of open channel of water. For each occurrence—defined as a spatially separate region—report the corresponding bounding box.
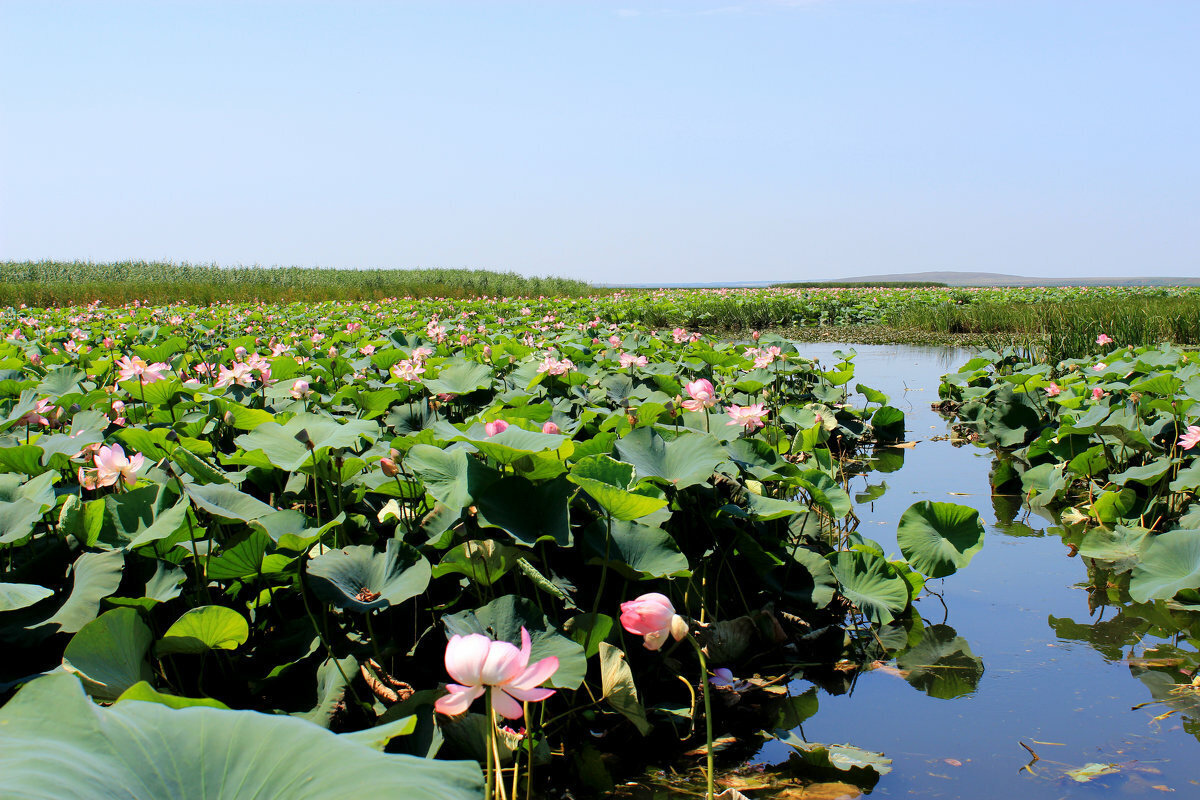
[751,343,1200,799]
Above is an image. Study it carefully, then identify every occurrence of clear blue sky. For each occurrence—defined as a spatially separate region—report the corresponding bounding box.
[2,1,1197,283]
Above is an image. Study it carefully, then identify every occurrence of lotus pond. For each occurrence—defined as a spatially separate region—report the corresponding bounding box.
[1,299,1198,799]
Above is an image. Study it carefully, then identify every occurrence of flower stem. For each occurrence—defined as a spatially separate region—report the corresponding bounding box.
[486,692,496,800]
[688,635,715,800]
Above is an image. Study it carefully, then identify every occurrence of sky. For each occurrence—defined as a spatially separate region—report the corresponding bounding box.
[1,0,1197,284]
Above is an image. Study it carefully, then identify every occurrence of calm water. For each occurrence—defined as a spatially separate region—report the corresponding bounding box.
[754,344,1200,798]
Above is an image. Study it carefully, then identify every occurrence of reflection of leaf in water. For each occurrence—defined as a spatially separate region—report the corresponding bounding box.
[1048,613,1147,663]
[895,624,984,700]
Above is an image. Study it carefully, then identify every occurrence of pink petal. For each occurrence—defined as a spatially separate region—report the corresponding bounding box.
[490,688,525,720]
[480,639,524,685]
[505,685,555,704]
[508,655,558,691]
[434,683,484,716]
[444,634,491,686]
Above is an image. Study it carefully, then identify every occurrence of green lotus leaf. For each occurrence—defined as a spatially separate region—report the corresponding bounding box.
[0,471,57,545]
[432,539,522,586]
[771,731,892,778]
[62,607,154,700]
[205,529,271,580]
[233,412,378,471]
[896,501,985,579]
[1077,525,1151,572]
[117,681,231,710]
[828,550,910,625]
[406,444,499,511]
[0,672,483,799]
[599,642,651,735]
[870,406,905,442]
[307,538,432,613]
[1129,529,1200,603]
[613,427,726,490]
[583,518,690,579]
[249,509,345,552]
[421,360,494,396]
[568,455,667,520]
[158,605,250,655]
[0,581,54,612]
[40,549,126,635]
[1109,459,1174,486]
[184,482,276,522]
[474,475,571,546]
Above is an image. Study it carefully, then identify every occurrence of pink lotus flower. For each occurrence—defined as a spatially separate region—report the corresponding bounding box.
[542,421,560,434]
[1096,334,1113,345]
[391,360,425,382]
[1092,363,1106,372]
[215,362,255,388]
[619,352,648,369]
[672,328,689,344]
[16,398,55,427]
[434,628,558,719]
[290,379,312,400]
[115,355,170,384]
[681,379,717,412]
[1180,426,1200,450]
[79,443,144,489]
[485,420,509,437]
[620,592,688,651]
[726,403,768,431]
[1044,382,1062,397]
[1092,387,1105,400]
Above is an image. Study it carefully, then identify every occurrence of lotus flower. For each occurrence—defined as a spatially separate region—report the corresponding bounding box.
[681,379,717,412]
[485,420,509,437]
[79,443,144,489]
[115,355,169,384]
[434,628,558,719]
[1180,426,1200,450]
[1096,333,1113,345]
[1044,382,1062,397]
[619,592,688,651]
[542,421,560,434]
[726,403,768,431]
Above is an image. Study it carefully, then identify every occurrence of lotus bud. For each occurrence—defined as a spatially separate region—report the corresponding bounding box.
[223,410,236,426]
[380,458,400,477]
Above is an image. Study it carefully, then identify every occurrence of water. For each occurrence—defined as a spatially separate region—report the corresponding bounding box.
[753,344,1200,798]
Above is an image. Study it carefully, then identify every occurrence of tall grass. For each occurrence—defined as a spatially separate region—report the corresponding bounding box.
[0,261,598,304]
[889,296,1200,361]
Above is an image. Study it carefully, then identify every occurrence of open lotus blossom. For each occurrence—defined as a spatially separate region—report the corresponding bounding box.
[620,592,689,651]
[391,359,425,382]
[215,361,256,388]
[1092,387,1105,400]
[1096,333,1113,345]
[434,628,558,719]
[726,403,768,431]
[1179,426,1200,450]
[16,398,56,427]
[485,420,509,437]
[115,355,170,384]
[1092,362,1106,372]
[78,443,144,490]
[619,352,648,369]
[681,378,717,412]
[290,379,312,399]
[1044,382,1062,397]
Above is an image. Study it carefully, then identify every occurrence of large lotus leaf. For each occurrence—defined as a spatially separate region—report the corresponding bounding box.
[793,470,852,519]
[307,538,432,613]
[1170,460,1200,492]
[184,482,276,522]
[870,406,905,443]
[421,360,494,396]
[36,365,86,398]
[582,518,691,579]
[0,672,483,799]
[1077,525,1151,572]
[299,654,359,727]
[613,427,726,490]
[40,549,126,635]
[62,607,154,700]
[432,539,522,586]
[448,424,570,466]
[205,529,271,580]
[895,623,984,699]
[828,550,909,625]
[896,501,985,579]
[406,444,499,511]
[119,376,184,406]
[474,475,571,546]
[234,412,378,471]
[0,471,57,545]
[720,492,808,521]
[0,443,47,476]
[1129,529,1200,603]
[100,485,191,550]
[787,546,839,609]
[1110,459,1174,487]
[568,455,668,520]
[249,509,345,552]
[158,605,250,655]
[443,594,586,690]
[0,581,54,612]
[117,681,231,710]
[1091,487,1137,524]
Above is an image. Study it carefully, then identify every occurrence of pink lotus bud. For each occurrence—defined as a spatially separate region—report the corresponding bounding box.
[542,421,560,435]
[485,420,509,437]
[619,593,689,651]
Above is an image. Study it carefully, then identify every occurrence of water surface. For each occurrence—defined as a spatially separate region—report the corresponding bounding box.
[754,343,1200,798]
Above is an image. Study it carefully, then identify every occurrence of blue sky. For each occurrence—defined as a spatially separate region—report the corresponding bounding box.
[2,0,1197,283]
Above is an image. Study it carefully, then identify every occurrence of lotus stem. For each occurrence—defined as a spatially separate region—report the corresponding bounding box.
[688,634,715,800]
